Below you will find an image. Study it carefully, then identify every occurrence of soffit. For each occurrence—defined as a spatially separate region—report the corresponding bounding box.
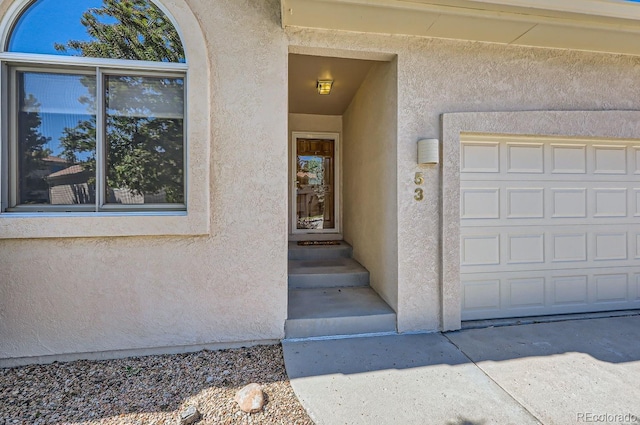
[281,0,640,56]
[289,53,378,115]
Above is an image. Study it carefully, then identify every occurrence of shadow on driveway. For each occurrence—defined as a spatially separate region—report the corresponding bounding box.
[283,314,640,425]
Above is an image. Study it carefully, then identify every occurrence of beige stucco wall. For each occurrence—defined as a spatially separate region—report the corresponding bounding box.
[343,61,399,313]
[288,113,342,237]
[287,26,640,332]
[0,0,289,365]
[3,0,640,364]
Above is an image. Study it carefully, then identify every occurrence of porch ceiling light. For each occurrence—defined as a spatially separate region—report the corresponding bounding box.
[316,79,333,95]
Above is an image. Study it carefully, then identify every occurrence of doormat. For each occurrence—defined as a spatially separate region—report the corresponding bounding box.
[297,240,341,246]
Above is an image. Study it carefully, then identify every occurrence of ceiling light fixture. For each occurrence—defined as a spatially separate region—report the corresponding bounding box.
[316,80,333,95]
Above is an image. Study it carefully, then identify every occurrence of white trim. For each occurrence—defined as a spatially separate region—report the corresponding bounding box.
[454,0,640,21]
[4,66,187,212]
[0,0,28,52]
[284,0,640,22]
[291,131,341,235]
[0,0,189,62]
[282,0,640,57]
[0,52,187,71]
[1,210,187,218]
[96,67,105,211]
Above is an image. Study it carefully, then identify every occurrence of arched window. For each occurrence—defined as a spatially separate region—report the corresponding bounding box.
[2,0,187,211]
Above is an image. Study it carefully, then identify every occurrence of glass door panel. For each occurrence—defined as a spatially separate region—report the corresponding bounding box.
[296,138,335,230]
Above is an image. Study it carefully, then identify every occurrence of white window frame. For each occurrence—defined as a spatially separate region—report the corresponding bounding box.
[0,0,211,239]
[5,60,188,212]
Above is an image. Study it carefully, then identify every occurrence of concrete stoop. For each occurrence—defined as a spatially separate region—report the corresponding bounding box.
[286,241,396,339]
[288,257,370,288]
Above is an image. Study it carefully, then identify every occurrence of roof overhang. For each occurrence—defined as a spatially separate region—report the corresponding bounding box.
[281,0,640,56]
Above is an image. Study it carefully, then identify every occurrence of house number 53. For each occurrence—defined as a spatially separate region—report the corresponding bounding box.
[414,172,424,201]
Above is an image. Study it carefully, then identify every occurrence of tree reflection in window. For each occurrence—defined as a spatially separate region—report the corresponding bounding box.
[104,76,184,204]
[17,72,96,205]
[9,0,185,208]
[17,93,53,204]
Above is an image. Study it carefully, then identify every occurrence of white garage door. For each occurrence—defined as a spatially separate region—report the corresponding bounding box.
[460,135,640,320]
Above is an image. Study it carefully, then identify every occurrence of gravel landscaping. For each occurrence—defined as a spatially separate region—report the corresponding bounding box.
[0,344,314,425]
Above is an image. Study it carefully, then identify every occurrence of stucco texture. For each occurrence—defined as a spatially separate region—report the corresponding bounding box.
[0,0,288,363]
[343,60,399,313]
[4,0,640,363]
[286,26,640,332]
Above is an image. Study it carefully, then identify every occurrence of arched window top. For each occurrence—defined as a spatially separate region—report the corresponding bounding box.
[7,0,185,63]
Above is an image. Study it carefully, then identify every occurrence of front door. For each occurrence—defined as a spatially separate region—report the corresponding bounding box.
[291,132,340,234]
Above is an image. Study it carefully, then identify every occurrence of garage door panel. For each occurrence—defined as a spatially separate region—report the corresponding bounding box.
[461,181,640,227]
[461,173,640,182]
[633,147,640,174]
[593,145,627,174]
[461,136,640,320]
[634,234,640,259]
[551,188,587,218]
[632,189,640,216]
[507,234,544,264]
[462,137,640,181]
[462,280,500,311]
[461,269,640,320]
[594,273,628,303]
[593,232,627,261]
[461,234,500,266]
[507,188,544,218]
[507,143,544,173]
[552,275,589,306]
[461,225,638,274]
[550,144,587,174]
[461,142,500,173]
[508,277,546,308]
[461,188,500,219]
[593,188,627,217]
[552,232,587,263]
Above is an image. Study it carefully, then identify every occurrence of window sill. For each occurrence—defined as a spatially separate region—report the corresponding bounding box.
[0,210,209,239]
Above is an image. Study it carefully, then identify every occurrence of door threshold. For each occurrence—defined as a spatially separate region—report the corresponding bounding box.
[289,234,343,242]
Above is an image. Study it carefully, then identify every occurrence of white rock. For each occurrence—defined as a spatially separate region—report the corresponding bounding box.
[178,405,201,425]
[234,383,265,413]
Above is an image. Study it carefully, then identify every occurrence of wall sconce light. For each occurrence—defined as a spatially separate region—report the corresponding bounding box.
[417,138,440,165]
[317,80,333,95]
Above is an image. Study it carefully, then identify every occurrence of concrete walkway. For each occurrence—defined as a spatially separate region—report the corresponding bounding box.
[282,315,640,425]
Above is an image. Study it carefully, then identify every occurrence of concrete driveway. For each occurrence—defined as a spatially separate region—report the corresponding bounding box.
[282,315,640,425]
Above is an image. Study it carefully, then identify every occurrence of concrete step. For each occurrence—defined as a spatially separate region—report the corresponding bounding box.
[288,241,353,260]
[285,286,397,338]
[288,257,369,289]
